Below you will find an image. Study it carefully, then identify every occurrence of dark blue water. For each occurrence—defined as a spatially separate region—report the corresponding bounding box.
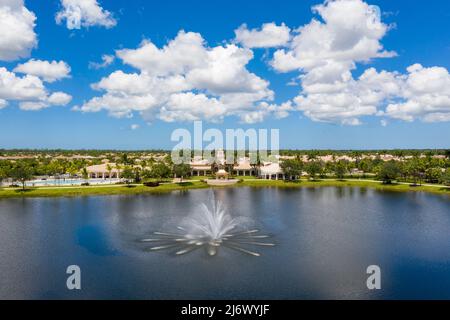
[0,187,449,299]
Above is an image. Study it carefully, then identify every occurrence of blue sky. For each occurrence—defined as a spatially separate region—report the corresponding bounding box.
[0,0,449,149]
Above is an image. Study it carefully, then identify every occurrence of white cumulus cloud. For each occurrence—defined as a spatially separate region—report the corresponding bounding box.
[89,54,114,69]
[0,67,46,100]
[14,59,71,82]
[271,0,395,73]
[267,0,400,125]
[0,0,37,61]
[47,91,72,105]
[234,22,291,48]
[384,64,450,122]
[72,0,450,125]
[0,67,72,111]
[116,31,207,76]
[56,0,117,29]
[77,30,285,123]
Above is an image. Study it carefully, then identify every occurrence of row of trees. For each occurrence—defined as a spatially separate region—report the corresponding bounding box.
[1,156,449,189]
[280,157,450,185]
[280,159,350,181]
[279,149,450,158]
[106,163,192,185]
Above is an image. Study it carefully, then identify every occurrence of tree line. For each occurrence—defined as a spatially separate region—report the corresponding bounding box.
[280,156,450,185]
[1,153,449,189]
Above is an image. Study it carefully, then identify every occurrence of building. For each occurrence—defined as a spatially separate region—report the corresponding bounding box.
[190,153,258,177]
[85,163,121,179]
[233,157,256,176]
[190,156,213,176]
[258,162,285,180]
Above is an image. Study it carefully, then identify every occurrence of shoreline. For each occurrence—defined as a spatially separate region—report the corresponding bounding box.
[0,179,449,199]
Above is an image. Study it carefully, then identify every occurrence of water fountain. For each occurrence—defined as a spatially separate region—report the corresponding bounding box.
[141,191,274,256]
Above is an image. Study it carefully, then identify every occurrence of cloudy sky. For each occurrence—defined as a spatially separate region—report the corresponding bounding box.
[0,0,449,149]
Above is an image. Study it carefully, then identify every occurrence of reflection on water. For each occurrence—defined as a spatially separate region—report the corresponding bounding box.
[77,225,118,256]
[0,187,448,299]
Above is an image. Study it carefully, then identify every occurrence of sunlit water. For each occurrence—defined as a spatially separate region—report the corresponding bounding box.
[0,187,449,299]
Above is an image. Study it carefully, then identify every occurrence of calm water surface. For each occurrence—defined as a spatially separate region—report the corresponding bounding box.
[0,187,449,299]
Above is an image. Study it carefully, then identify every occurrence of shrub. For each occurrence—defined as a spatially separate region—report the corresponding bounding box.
[143,181,160,187]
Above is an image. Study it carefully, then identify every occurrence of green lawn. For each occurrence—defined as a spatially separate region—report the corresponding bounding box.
[0,178,448,199]
[0,181,209,198]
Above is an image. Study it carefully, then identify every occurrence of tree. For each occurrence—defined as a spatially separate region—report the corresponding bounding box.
[305,161,322,180]
[440,169,450,186]
[378,161,400,184]
[141,169,153,182]
[120,153,130,165]
[133,167,142,183]
[358,158,373,174]
[121,166,135,185]
[425,167,442,184]
[106,164,113,183]
[280,159,303,180]
[445,149,450,159]
[0,167,6,189]
[67,165,78,178]
[173,163,191,182]
[10,164,34,190]
[150,163,172,181]
[306,152,318,161]
[334,161,347,180]
[81,168,89,183]
[115,163,123,179]
[405,157,425,186]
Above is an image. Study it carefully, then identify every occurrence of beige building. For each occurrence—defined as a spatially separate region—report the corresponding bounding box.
[85,163,121,179]
[190,156,213,176]
[233,158,256,176]
[258,162,284,180]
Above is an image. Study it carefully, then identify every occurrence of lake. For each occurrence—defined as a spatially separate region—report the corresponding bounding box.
[0,186,449,299]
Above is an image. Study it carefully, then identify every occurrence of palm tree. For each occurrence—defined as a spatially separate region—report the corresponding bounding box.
[115,163,123,181]
[106,164,112,183]
[82,168,89,184]
[67,165,78,178]
[121,166,135,186]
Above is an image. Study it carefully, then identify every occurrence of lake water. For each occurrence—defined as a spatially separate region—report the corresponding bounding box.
[0,187,449,299]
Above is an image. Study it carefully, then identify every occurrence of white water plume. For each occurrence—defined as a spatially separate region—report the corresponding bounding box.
[140,190,274,257]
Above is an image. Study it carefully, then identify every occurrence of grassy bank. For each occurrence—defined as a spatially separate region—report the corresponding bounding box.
[0,181,209,198]
[240,179,450,195]
[0,179,448,199]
